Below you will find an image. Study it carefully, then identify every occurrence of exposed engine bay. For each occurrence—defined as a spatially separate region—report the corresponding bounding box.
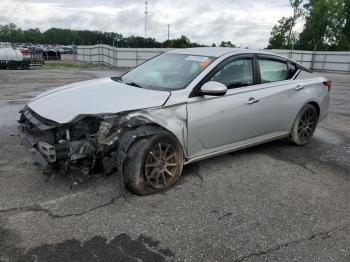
[18,106,161,182]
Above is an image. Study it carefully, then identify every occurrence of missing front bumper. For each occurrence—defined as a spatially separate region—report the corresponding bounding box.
[19,126,51,169]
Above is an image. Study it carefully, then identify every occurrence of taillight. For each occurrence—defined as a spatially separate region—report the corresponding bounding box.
[323,80,332,91]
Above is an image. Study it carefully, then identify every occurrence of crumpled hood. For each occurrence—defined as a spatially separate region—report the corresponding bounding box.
[28,77,171,124]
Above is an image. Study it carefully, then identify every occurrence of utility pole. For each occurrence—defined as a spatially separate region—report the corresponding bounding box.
[144,1,148,38]
[167,24,170,41]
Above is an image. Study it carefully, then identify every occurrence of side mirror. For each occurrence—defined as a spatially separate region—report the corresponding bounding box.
[200,81,227,96]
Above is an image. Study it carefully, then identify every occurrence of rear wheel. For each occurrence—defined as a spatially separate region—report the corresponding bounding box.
[20,62,30,70]
[125,133,184,195]
[7,61,18,70]
[289,104,318,145]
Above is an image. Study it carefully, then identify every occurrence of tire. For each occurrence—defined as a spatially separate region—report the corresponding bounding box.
[124,133,184,195]
[20,62,30,70]
[289,104,318,145]
[7,61,18,70]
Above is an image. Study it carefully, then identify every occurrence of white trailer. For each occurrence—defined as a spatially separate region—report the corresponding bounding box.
[0,47,31,70]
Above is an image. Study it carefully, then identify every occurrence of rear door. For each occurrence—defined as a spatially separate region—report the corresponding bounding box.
[251,55,305,136]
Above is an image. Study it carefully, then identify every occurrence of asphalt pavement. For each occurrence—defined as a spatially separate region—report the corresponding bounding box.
[0,69,349,262]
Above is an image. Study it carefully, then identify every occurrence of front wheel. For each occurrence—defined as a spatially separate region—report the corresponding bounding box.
[289,104,318,145]
[125,133,184,195]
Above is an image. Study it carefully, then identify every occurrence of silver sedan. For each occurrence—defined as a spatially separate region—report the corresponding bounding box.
[19,48,330,194]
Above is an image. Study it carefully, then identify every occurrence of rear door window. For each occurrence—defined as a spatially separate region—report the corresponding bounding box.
[258,59,288,83]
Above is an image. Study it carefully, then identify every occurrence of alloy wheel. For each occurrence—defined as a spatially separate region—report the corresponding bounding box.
[297,109,317,142]
[144,142,180,189]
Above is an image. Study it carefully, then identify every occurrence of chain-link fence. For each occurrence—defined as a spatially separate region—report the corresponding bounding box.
[74,44,350,73]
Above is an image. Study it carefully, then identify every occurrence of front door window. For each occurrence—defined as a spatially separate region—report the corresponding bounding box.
[211,59,254,89]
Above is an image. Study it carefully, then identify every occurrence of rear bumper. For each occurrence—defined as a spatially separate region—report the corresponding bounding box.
[318,91,330,122]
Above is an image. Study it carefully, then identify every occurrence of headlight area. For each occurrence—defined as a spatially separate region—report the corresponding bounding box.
[18,113,102,176]
[55,116,102,177]
[19,108,155,182]
[18,110,102,177]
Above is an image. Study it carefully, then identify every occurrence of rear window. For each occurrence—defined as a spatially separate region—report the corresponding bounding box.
[258,59,288,83]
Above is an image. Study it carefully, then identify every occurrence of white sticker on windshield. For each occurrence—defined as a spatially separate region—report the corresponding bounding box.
[185,56,209,62]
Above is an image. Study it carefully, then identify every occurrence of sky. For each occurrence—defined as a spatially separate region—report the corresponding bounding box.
[0,0,304,48]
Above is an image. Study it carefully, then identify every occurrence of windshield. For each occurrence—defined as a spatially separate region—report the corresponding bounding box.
[121,53,214,91]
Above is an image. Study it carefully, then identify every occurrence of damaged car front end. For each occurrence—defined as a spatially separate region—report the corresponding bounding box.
[18,52,208,194]
[18,106,163,179]
[19,106,111,177]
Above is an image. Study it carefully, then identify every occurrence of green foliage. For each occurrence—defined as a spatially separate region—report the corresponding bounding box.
[297,0,347,50]
[0,23,24,42]
[343,0,350,47]
[268,0,303,49]
[268,0,350,51]
[267,17,294,49]
[162,35,205,48]
[287,0,304,46]
[0,24,214,48]
[219,41,235,47]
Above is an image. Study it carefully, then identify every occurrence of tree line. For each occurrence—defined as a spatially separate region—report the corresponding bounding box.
[0,23,237,49]
[5,1,348,53]
[268,0,350,51]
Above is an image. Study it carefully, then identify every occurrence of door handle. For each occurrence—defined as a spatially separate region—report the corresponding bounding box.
[294,85,304,91]
[246,97,260,105]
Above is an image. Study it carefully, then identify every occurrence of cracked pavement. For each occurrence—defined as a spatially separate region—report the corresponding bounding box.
[0,69,349,262]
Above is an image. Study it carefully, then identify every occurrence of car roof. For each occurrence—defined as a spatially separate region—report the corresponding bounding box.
[165,47,312,71]
[167,47,267,58]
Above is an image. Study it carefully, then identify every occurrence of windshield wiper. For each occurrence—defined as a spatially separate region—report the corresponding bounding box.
[111,76,123,82]
[112,77,144,88]
[124,82,143,88]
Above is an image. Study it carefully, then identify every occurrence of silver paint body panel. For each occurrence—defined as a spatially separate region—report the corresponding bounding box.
[26,48,330,164]
[28,78,171,124]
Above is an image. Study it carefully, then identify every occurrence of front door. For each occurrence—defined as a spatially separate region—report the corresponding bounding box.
[187,56,264,158]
